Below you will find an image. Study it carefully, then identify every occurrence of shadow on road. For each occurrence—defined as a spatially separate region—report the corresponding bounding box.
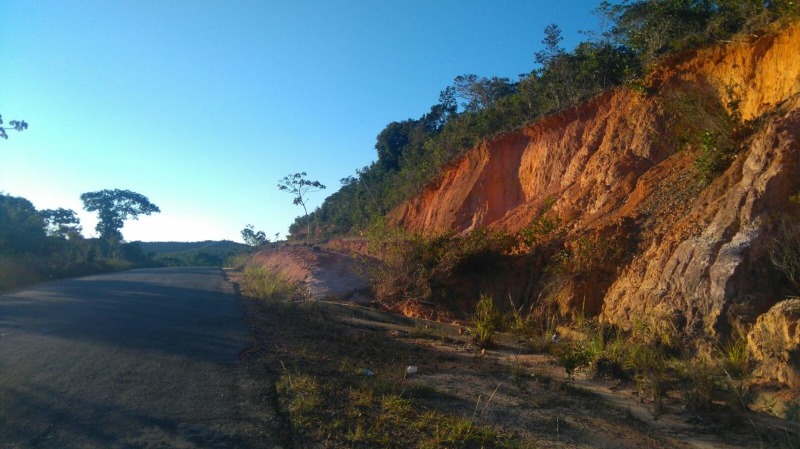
[0,268,247,363]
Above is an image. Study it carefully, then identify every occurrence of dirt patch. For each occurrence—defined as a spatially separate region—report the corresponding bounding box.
[231,275,798,448]
[251,246,371,302]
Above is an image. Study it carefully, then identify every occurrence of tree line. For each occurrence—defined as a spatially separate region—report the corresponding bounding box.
[0,189,161,291]
[288,0,798,240]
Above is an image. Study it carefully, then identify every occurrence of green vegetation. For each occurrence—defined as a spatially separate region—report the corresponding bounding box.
[289,0,797,241]
[0,190,243,291]
[471,294,503,348]
[275,364,523,449]
[364,222,518,309]
[661,81,750,183]
[550,315,757,414]
[138,240,249,267]
[0,192,161,292]
[239,263,305,301]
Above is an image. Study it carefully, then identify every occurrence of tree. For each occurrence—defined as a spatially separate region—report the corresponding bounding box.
[0,114,28,140]
[241,224,268,247]
[443,74,516,113]
[0,194,46,254]
[278,172,326,243]
[535,23,565,68]
[535,23,574,109]
[40,208,82,239]
[375,120,415,171]
[80,189,160,241]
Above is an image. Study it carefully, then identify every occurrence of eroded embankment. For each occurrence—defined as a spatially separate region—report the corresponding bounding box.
[251,245,371,302]
[386,21,800,389]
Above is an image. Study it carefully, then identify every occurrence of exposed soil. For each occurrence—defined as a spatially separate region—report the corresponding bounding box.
[250,245,371,303]
[230,247,800,448]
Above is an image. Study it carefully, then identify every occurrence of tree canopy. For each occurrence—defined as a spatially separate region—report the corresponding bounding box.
[40,208,82,239]
[0,194,46,255]
[0,114,28,140]
[80,189,160,240]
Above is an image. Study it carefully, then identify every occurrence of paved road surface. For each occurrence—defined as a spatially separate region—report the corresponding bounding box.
[0,268,278,448]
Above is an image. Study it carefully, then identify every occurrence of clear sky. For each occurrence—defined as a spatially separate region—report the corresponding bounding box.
[1,0,601,243]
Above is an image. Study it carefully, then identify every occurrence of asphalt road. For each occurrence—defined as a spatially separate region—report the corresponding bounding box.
[0,268,279,449]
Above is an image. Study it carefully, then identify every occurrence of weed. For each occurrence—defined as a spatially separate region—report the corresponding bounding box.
[509,353,528,379]
[718,330,751,379]
[504,294,535,338]
[348,420,366,442]
[553,322,627,380]
[677,351,719,410]
[471,294,502,348]
[240,264,304,301]
[275,368,322,427]
[411,323,448,343]
[628,343,668,408]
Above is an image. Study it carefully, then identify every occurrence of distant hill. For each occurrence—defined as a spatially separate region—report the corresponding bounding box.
[136,240,249,267]
[138,240,248,255]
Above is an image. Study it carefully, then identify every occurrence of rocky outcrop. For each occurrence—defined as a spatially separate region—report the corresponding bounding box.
[748,298,800,389]
[603,96,800,334]
[389,21,800,338]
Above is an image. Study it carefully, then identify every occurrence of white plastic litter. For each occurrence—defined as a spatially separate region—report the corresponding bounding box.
[406,365,418,375]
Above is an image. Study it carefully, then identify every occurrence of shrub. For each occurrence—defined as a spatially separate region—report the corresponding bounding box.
[769,213,800,295]
[543,232,630,317]
[627,343,668,405]
[365,221,515,306]
[557,340,591,380]
[677,351,719,411]
[662,83,748,184]
[515,215,563,253]
[694,131,738,183]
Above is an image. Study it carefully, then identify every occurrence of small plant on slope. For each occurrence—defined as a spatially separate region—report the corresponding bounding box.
[471,294,502,348]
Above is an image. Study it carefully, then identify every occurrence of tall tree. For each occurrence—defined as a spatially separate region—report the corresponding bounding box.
[278,172,326,243]
[80,189,160,241]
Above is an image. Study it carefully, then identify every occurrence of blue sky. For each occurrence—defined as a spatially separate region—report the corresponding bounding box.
[1,0,601,243]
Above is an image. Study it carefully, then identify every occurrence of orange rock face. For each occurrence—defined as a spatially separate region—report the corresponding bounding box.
[389,21,800,337]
